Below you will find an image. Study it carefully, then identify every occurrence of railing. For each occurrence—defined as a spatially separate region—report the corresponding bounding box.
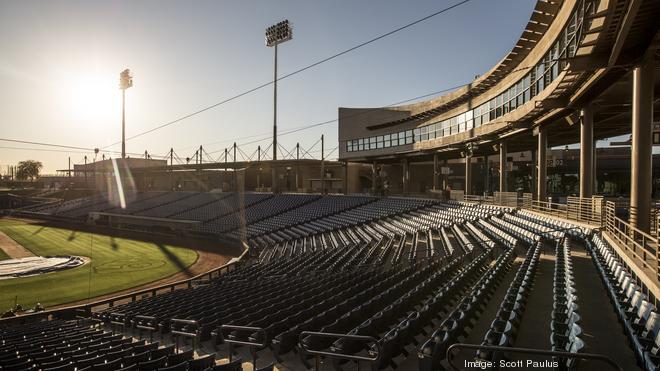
[530,197,604,226]
[605,201,660,280]
[446,343,623,371]
[494,192,519,208]
[298,331,380,371]
[171,318,199,352]
[220,325,268,369]
[133,315,158,342]
[0,245,250,326]
[462,192,533,209]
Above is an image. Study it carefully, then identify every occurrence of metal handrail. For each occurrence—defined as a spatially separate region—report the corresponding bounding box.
[446,343,623,371]
[170,318,199,352]
[220,325,267,368]
[604,201,659,278]
[298,331,380,371]
[133,315,158,342]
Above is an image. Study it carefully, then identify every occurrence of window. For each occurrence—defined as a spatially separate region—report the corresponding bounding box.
[474,115,482,127]
[405,130,414,144]
[343,5,586,153]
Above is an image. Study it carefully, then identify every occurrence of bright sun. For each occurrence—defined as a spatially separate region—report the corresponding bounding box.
[66,74,119,122]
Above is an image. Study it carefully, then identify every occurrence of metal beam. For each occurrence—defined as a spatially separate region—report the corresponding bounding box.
[608,0,642,67]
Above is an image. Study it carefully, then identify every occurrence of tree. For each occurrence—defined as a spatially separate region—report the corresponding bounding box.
[16,160,43,181]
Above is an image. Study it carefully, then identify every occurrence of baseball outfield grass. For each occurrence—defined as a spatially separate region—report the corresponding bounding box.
[0,218,198,312]
[0,248,9,261]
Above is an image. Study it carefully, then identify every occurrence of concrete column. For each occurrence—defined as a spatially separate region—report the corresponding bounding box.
[580,103,594,198]
[465,155,472,195]
[537,127,548,201]
[402,159,409,194]
[630,53,654,234]
[499,142,507,193]
[433,154,439,191]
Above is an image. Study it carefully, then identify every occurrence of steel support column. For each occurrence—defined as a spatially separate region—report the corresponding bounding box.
[537,127,547,201]
[371,161,377,194]
[499,142,507,193]
[343,161,349,194]
[465,155,472,196]
[433,154,439,191]
[630,53,654,233]
[580,103,594,198]
[402,159,409,194]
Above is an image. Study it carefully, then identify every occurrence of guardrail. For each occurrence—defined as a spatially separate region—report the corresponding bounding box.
[171,318,200,352]
[134,315,158,342]
[530,198,604,226]
[220,325,268,369]
[446,343,623,371]
[462,192,532,209]
[605,201,660,280]
[0,245,250,326]
[298,331,380,371]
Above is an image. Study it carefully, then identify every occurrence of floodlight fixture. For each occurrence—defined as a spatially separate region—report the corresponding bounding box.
[265,20,293,47]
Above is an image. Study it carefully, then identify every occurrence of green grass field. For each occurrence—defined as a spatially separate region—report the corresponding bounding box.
[0,219,198,312]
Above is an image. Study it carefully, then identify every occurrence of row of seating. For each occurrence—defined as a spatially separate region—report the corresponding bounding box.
[138,193,232,219]
[476,242,542,364]
[516,210,589,239]
[201,194,322,235]
[551,238,584,369]
[0,320,217,371]
[418,247,514,371]
[588,234,660,371]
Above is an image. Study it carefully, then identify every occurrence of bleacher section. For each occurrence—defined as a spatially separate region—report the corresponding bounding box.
[1,195,653,370]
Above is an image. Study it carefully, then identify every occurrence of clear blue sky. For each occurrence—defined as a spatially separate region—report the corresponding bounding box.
[0,0,538,173]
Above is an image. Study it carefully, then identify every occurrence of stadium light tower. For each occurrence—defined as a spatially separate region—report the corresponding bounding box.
[266,20,292,192]
[119,69,133,159]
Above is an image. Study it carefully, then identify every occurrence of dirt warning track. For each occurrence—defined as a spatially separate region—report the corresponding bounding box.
[0,231,35,259]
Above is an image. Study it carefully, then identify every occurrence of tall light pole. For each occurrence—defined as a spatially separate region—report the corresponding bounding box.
[266,20,292,192]
[119,69,133,159]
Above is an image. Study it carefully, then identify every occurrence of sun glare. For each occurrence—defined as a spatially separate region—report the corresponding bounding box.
[66,74,119,122]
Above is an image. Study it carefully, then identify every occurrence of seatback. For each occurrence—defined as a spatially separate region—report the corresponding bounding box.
[644,312,660,338]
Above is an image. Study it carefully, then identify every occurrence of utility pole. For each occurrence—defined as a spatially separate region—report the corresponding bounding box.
[224,148,228,192]
[296,142,300,191]
[257,145,261,189]
[320,135,325,194]
[84,155,88,188]
[170,148,174,191]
